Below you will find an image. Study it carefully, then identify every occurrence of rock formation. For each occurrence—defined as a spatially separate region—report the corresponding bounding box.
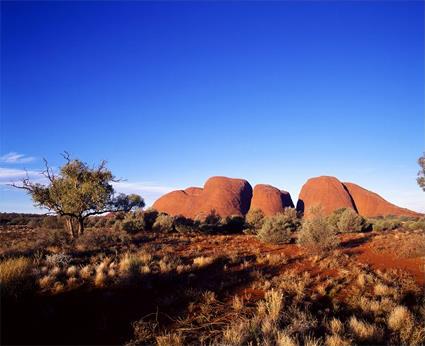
[250,184,294,216]
[343,182,421,218]
[296,176,356,218]
[152,176,252,219]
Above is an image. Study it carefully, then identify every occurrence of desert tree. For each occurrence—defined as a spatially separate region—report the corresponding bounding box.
[418,153,425,192]
[12,153,144,238]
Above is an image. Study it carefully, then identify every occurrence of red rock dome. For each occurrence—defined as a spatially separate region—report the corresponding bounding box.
[343,182,421,218]
[250,184,294,216]
[152,176,252,219]
[296,176,356,218]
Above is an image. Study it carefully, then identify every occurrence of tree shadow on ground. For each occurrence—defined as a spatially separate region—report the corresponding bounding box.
[2,256,271,345]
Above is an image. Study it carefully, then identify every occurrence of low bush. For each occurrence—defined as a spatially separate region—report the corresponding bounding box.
[405,218,425,231]
[221,215,246,233]
[298,206,339,252]
[141,208,159,230]
[371,218,401,232]
[198,210,222,233]
[245,208,265,232]
[173,216,198,234]
[257,208,300,244]
[121,211,146,234]
[152,214,174,233]
[335,208,370,233]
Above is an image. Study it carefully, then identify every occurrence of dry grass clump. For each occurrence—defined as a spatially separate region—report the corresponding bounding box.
[387,305,412,332]
[155,333,184,346]
[193,256,214,267]
[0,256,33,297]
[298,207,339,253]
[348,316,383,343]
[325,334,351,346]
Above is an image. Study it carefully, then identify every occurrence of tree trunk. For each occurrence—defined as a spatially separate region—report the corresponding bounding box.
[77,217,85,236]
[64,217,76,239]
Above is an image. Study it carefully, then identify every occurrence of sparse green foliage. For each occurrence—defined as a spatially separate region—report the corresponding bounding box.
[221,215,246,233]
[335,208,370,233]
[257,208,300,244]
[152,214,174,233]
[298,206,340,252]
[371,218,401,232]
[141,208,159,230]
[12,154,144,238]
[121,211,146,234]
[245,208,265,232]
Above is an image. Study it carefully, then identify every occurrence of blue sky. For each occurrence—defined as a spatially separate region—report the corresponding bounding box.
[1,1,424,213]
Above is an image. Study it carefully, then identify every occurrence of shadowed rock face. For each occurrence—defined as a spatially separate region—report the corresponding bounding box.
[152,176,252,219]
[250,184,294,216]
[296,176,356,218]
[343,182,422,218]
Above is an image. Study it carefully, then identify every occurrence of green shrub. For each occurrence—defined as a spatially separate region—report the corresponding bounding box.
[141,208,159,230]
[152,214,174,233]
[0,257,33,298]
[405,218,425,231]
[335,208,370,233]
[245,208,265,232]
[221,215,246,233]
[327,208,348,230]
[257,208,300,244]
[173,216,198,234]
[298,207,339,253]
[371,218,401,232]
[198,210,222,233]
[121,211,146,234]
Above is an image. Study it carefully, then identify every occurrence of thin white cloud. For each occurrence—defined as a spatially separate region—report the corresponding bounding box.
[0,152,36,164]
[0,167,45,186]
[112,181,177,206]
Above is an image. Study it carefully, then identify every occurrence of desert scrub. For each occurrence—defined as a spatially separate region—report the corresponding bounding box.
[328,208,370,233]
[152,214,174,233]
[0,257,34,297]
[121,210,146,234]
[173,215,197,234]
[245,208,265,233]
[371,218,401,232]
[221,215,246,233]
[298,207,339,252]
[257,208,300,244]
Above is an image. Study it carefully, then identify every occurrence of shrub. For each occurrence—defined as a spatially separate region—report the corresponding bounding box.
[405,218,425,231]
[0,257,33,297]
[335,208,370,233]
[298,207,339,252]
[221,215,246,233]
[121,211,146,234]
[327,208,347,230]
[371,218,401,232]
[245,208,265,232]
[174,216,197,234]
[142,208,159,230]
[152,214,174,233]
[198,210,222,233]
[257,208,300,244]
